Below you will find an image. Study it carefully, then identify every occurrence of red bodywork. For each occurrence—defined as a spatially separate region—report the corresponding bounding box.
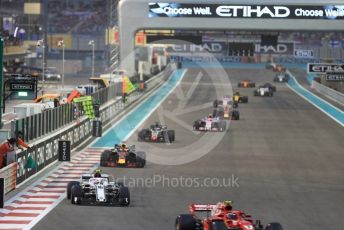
[242,80,251,88]
[239,80,255,88]
[273,65,286,73]
[188,202,262,230]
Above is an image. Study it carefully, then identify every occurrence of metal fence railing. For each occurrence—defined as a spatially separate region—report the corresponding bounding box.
[13,82,122,143]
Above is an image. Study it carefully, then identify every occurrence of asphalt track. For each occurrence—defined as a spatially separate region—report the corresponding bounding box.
[33,66,344,230]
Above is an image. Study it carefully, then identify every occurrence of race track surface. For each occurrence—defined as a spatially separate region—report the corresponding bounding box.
[33,67,344,230]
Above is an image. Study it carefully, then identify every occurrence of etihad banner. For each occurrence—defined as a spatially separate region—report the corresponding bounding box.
[149,3,344,19]
[167,42,227,54]
[307,63,344,74]
[167,42,294,55]
[255,42,294,55]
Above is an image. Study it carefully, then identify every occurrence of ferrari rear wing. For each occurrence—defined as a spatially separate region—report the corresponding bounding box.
[189,204,217,214]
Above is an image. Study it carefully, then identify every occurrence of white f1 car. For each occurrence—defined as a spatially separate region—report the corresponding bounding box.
[66,173,130,206]
[254,86,274,97]
[274,73,290,82]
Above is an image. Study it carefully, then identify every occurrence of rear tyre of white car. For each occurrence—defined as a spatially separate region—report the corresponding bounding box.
[71,184,83,205]
[119,187,130,206]
[66,181,80,200]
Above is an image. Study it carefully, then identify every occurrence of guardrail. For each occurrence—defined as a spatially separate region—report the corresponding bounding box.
[13,82,122,143]
[311,80,344,105]
[14,63,175,186]
[0,162,17,194]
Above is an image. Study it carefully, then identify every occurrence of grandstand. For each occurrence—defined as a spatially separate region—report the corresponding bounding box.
[47,0,107,34]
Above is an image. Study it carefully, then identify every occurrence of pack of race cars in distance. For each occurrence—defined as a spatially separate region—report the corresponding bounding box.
[66,171,130,206]
[100,143,146,168]
[213,96,240,120]
[138,122,175,142]
[175,201,283,230]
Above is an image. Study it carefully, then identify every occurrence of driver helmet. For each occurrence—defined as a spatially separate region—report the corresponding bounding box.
[121,143,129,151]
[224,200,233,211]
[94,169,102,177]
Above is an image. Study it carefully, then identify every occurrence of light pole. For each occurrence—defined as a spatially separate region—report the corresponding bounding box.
[0,37,4,129]
[89,40,95,77]
[58,40,65,89]
[37,39,45,95]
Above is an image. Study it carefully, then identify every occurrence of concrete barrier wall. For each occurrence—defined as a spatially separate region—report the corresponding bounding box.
[0,163,17,194]
[312,80,344,105]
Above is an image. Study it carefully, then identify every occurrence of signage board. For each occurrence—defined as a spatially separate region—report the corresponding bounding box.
[307,63,344,74]
[58,140,71,162]
[326,72,344,81]
[294,49,314,58]
[149,3,344,20]
[92,121,102,137]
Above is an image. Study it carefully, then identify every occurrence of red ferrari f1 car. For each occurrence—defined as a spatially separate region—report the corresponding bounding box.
[100,143,146,168]
[175,201,283,230]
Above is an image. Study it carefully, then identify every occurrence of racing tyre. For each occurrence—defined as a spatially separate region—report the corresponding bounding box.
[71,184,83,205]
[119,186,130,206]
[167,130,175,142]
[269,92,273,97]
[219,121,226,132]
[241,96,248,103]
[272,86,277,92]
[137,130,144,142]
[100,150,112,167]
[213,100,218,108]
[212,109,218,118]
[217,110,224,119]
[117,182,124,187]
[175,214,197,230]
[265,222,283,230]
[251,83,256,88]
[232,110,240,120]
[136,151,146,168]
[193,121,200,131]
[138,129,147,142]
[66,181,79,200]
[237,83,242,87]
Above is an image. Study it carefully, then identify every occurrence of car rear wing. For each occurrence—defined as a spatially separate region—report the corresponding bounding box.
[189,204,217,214]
